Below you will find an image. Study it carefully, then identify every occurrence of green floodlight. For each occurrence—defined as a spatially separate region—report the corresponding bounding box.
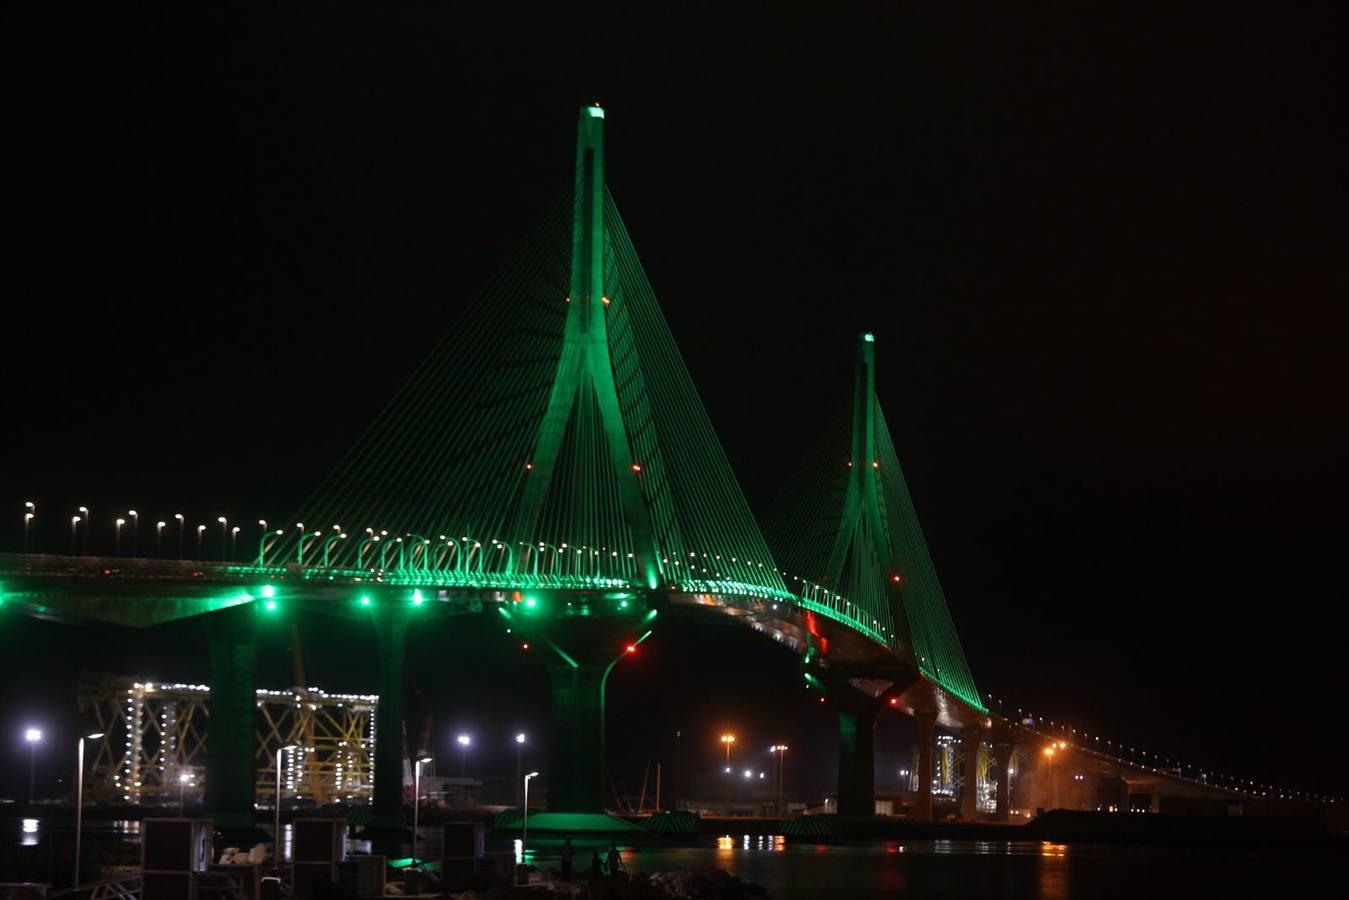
[260,585,276,599]
[863,333,875,342]
[586,105,605,118]
[359,595,372,607]
[264,599,278,611]
[412,589,425,606]
[524,597,538,609]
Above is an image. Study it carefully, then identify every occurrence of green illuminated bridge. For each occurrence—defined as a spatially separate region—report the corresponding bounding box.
[2,106,987,825]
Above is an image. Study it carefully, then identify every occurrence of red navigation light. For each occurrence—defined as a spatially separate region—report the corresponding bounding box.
[525,462,533,470]
[631,463,642,473]
[891,574,902,584]
[521,642,530,651]
[625,644,637,654]
[889,697,899,707]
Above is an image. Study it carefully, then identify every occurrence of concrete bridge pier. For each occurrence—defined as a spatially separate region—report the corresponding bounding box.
[370,604,411,827]
[521,614,652,813]
[959,727,985,820]
[913,709,937,821]
[992,737,1015,821]
[546,659,613,812]
[202,604,259,830]
[834,699,880,816]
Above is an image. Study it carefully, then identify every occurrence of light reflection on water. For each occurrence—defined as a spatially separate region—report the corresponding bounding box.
[617,836,1338,900]
[21,819,39,847]
[716,834,786,855]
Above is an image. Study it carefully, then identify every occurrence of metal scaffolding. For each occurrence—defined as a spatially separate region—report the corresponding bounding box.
[77,674,378,806]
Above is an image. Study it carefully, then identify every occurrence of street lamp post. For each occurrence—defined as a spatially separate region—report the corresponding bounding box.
[74,731,105,889]
[71,516,81,554]
[1043,745,1057,809]
[218,517,228,560]
[78,506,90,554]
[128,510,138,556]
[457,734,471,777]
[274,744,298,865]
[25,728,42,804]
[231,526,240,559]
[115,518,125,556]
[522,771,540,858]
[23,503,34,553]
[156,521,166,557]
[174,514,184,558]
[413,755,433,869]
[770,745,788,816]
[720,734,735,813]
[196,525,206,559]
[515,733,527,807]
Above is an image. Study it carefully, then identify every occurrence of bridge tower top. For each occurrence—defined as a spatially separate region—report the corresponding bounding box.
[512,105,660,588]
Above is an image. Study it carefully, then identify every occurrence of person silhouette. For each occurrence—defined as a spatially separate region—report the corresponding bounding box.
[591,850,603,880]
[559,837,575,882]
[605,841,624,876]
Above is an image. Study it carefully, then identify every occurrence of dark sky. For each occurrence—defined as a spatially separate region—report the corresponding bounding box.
[3,4,1345,804]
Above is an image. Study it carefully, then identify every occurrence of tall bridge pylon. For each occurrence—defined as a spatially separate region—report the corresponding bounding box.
[260,105,796,815]
[268,105,788,606]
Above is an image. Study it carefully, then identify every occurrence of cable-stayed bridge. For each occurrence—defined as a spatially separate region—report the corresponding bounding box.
[4,107,1317,829]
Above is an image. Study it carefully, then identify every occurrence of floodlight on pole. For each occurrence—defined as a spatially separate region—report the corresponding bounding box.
[770,744,788,815]
[456,733,472,776]
[413,755,433,869]
[522,771,540,857]
[720,734,735,811]
[514,733,527,806]
[274,744,299,864]
[74,732,104,888]
[25,728,42,804]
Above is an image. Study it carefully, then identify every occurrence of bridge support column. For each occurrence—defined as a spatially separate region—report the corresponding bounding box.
[836,704,879,816]
[370,606,410,827]
[913,709,937,821]
[203,605,258,831]
[993,739,1014,821]
[959,727,984,821]
[547,661,613,813]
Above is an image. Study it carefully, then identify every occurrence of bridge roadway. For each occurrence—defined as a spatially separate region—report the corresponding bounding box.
[0,550,997,825]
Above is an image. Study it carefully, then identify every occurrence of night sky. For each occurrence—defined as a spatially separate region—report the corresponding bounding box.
[4,4,1345,804]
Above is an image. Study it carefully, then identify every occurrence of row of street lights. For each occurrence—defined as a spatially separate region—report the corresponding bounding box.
[21,502,248,560]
